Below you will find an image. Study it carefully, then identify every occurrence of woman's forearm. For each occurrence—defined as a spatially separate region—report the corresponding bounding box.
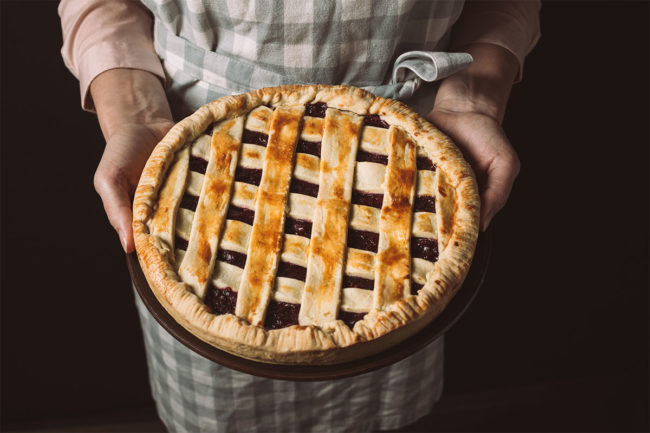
[89,68,174,252]
[90,68,173,140]
[433,43,519,123]
[450,0,541,84]
[427,43,522,231]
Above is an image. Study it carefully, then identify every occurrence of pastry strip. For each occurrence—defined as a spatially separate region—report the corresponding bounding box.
[212,261,244,291]
[244,106,273,133]
[235,106,304,327]
[280,234,310,267]
[344,249,375,279]
[349,204,381,231]
[373,126,417,309]
[178,117,244,299]
[219,219,253,254]
[412,212,438,239]
[360,126,389,155]
[416,170,436,196]
[435,170,454,250]
[238,144,266,169]
[175,208,194,241]
[149,146,190,252]
[341,288,373,313]
[412,257,435,285]
[273,280,374,315]
[293,153,320,183]
[191,133,211,158]
[299,108,363,326]
[186,171,205,196]
[301,116,324,141]
[354,161,386,193]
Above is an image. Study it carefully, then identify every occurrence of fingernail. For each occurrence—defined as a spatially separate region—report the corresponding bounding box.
[118,229,128,252]
[481,213,492,232]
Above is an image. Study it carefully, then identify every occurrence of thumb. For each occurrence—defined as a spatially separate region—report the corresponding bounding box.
[94,170,136,253]
[480,152,520,231]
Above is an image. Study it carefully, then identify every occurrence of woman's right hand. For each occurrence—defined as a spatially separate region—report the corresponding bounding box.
[94,121,173,253]
[90,69,173,253]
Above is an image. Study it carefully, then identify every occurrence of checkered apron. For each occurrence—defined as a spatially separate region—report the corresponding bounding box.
[136,1,465,431]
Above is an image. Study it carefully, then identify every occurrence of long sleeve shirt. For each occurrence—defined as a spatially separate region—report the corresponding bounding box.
[59,0,540,111]
[58,3,541,431]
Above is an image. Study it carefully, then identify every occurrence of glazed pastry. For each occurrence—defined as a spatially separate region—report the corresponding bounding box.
[133,85,479,364]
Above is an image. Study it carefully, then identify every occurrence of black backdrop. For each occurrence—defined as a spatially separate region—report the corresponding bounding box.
[2,1,648,431]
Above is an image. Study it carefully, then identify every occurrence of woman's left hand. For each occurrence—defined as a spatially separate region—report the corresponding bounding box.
[426,43,521,231]
[428,108,519,232]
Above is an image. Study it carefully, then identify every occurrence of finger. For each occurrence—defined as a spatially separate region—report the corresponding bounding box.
[94,172,135,253]
[480,153,520,231]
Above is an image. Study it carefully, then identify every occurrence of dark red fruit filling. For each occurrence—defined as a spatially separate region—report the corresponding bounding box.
[351,190,384,209]
[363,114,389,129]
[242,130,269,147]
[285,217,312,238]
[235,167,262,186]
[189,156,208,174]
[356,149,388,165]
[411,237,438,262]
[276,261,307,281]
[289,178,319,197]
[305,102,327,118]
[414,195,436,213]
[204,286,237,315]
[216,249,247,268]
[416,156,436,171]
[226,205,255,225]
[411,281,424,295]
[338,310,367,329]
[180,194,199,212]
[175,235,189,251]
[264,300,300,329]
[347,228,379,253]
[296,139,321,157]
[342,274,374,290]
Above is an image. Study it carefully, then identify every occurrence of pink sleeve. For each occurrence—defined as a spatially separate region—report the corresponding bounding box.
[451,0,542,82]
[58,0,165,111]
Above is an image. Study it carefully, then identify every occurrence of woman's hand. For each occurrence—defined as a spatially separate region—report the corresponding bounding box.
[90,69,173,252]
[93,121,173,252]
[427,43,521,231]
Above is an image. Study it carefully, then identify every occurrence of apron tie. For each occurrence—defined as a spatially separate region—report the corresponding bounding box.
[368,51,473,100]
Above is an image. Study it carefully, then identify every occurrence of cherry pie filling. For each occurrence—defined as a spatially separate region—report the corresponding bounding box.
[171,103,439,330]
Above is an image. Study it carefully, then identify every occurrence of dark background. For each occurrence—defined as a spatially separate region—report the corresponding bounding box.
[2,1,648,432]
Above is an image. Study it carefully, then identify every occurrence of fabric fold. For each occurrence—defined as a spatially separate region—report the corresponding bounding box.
[369,51,473,101]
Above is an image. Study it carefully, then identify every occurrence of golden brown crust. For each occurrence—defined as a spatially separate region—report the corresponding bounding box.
[133,85,480,365]
[178,117,243,299]
[299,108,363,327]
[235,106,303,326]
[373,126,417,309]
[148,147,189,252]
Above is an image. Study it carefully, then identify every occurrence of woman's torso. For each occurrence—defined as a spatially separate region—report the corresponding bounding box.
[141,0,465,117]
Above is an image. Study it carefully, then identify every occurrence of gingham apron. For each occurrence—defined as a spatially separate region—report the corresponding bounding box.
[136,1,466,431]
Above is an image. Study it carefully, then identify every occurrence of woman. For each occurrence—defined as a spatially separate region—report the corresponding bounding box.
[60,1,540,431]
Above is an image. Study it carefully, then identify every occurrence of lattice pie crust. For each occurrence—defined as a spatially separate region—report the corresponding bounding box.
[133,85,479,364]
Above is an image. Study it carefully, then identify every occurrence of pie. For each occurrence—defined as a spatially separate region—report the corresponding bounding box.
[133,85,479,365]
